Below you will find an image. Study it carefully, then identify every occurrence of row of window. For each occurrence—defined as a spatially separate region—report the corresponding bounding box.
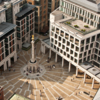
[16,18,34,26]
[0,45,15,61]
[60,0,100,22]
[51,43,78,63]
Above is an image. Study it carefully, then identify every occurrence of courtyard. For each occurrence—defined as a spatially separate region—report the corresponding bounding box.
[0,35,99,100]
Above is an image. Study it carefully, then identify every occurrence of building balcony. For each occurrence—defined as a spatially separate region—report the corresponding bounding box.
[65,35,69,39]
[56,30,59,34]
[70,38,74,42]
[75,41,79,46]
[60,32,64,37]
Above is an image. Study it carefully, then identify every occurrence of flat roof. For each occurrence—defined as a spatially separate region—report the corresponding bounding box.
[0,22,16,38]
[69,0,100,12]
[42,38,50,46]
[88,67,100,75]
[51,9,100,39]
[16,4,36,17]
[22,43,31,48]
[80,62,94,70]
[96,74,100,79]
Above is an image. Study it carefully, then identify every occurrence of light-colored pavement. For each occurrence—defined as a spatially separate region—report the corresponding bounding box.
[0,34,99,100]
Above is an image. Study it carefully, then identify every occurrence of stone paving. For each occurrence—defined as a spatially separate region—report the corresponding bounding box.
[0,34,99,100]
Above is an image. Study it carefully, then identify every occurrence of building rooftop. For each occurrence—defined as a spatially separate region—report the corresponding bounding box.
[61,18,96,35]
[69,0,100,12]
[42,38,50,46]
[0,0,22,12]
[80,62,100,79]
[16,4,36,17]
[0,22,16,38]
[80,62,94,70]
[88,67,100,75]
[51,9,100,39]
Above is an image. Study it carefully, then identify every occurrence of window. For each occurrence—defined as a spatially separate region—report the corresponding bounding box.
[35,1,40,5]
[9,36,11,41]
[90,43,93,48]
[17,33,20,38]
[84,52,86,56]
[27,16,29,20]
[86,45,88,50]
[12,34,14,38]
[5,38,8,42]
[17,27,20,31]
[16,22,20,26]
[27,27,29,32]
[92,36,95,42]
[86,38,90,44]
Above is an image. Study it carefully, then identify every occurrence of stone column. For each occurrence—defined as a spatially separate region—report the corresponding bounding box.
[68,62,71,72]
[62,58,64,67]
[92,78,94,89]
[55,53,57,62]
[41,43,43,53]
[49,49,51,58]
[31,39,35,62]
[83,73,86,83]
[43,45,45,54]
[8,59,11,67]
[76,67,78,77]
[4,62,7,71]
[14,53,17,62]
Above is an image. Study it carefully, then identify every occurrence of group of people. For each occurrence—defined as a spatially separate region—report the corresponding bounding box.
[47,64,56,70]
[8,68,15,72]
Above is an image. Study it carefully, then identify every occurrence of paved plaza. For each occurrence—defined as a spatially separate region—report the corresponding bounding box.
[0,35,99,100]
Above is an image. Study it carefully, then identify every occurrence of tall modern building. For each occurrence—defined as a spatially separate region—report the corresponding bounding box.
[0,0,35,71]
[27,0,60,33]
[48,0,59,18]
[41,0,100,88]
[27,0,48,33]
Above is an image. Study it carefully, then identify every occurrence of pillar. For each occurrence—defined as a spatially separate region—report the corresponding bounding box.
[31,40,35,62]
[92,78,94,89]
[55,53,57,62]
[4,62,7,71]
[68,62,71,72]
[14,53,17,62]
[76,67,78,77]
[49,49,51,58]
[62,58,64,67]
[83,73,86,83]
[8,59,11,67]
[43,45,45,54]
[41,43,43,53]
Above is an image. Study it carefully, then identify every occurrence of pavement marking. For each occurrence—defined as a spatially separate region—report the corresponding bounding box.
[47,71,63,73]
[18,59,25,65]
[5,73,20,77]
[34,78,37,89]
[38,78,49,100]
[4,85,14,96]
[80,94,90,100]
[24,78,31,98]
[48,88,56,100]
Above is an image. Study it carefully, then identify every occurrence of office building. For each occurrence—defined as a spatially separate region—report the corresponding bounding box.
[41,0,100,88]
[0,0,35,70]
[27,0,48,33]
[48,0,59,18]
